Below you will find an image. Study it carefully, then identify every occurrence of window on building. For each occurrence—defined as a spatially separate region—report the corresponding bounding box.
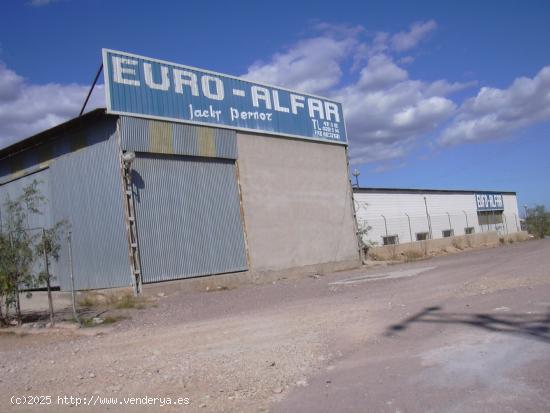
[465,227,475,234]
[442,229,454,238]
[416,232,429,241]
[382,235,399,245]
[477,211,503,226]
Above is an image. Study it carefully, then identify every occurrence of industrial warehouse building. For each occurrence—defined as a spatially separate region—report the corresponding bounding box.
[0,50,360,291]
[353,187,522,246]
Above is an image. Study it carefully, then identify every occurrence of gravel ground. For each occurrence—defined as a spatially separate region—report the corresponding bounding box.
[1,239,549,412]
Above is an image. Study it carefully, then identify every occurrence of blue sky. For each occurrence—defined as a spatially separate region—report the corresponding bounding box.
[1,0,549,208]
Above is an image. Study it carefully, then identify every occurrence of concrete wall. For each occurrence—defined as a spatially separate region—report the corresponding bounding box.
[354,191,521,245]
[236,132,360,273]
[368,231,529,260]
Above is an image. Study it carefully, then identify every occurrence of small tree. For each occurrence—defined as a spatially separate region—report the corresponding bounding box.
[0,180,67,326]
[0,181,43,325]
[35,221,68,326]
[525,205,550,239]
[357,219,377,262]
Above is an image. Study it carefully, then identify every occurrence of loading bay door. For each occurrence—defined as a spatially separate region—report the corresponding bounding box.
[131,153,248,283]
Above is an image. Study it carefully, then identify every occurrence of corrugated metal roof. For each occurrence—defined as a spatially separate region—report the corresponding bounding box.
[0,109,110,161]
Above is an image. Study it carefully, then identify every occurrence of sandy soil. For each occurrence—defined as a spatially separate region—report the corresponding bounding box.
[1,239,549,412]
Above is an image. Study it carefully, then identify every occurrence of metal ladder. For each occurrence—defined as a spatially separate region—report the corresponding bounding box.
[122,163,142,295]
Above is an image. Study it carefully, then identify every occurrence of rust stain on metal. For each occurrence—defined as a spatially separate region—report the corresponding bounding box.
[198,127,216,157]
[149,120,174,154]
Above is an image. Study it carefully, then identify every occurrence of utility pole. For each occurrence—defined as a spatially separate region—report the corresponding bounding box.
[352,169,360,188]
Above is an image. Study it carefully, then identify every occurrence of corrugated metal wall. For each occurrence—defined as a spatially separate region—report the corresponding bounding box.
[0,116,130,291]
[0,169,52,233]
[132,153,247,283]
[119,116,237,160]
[50,119,131,290]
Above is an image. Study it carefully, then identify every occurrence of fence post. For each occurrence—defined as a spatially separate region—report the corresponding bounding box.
[42,228,55,327]
[446,212,453,234]
[8,232,22,326]
[423,197,432,239]
[381,214,388,238]
[405,213,413,242]
[67,232,80,325]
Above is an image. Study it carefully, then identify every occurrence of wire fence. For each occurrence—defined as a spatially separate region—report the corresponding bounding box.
[358,212,522,246]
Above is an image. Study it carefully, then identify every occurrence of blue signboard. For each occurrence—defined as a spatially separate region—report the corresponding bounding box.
[475,193,504,211]
[102,49,347,144]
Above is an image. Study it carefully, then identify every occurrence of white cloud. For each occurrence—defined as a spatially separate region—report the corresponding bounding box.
[349,139,412,165]
[243,36,355,95]
[28,0,58,6]
[356,54,408,90]
[338,77,458,164]
[439,66,550,146]
[0,62,104,149]
[0,64,24,102]
[391,20,437,52]
[241,21,476,165]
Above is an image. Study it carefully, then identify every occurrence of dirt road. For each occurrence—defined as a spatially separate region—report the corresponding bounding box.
[1,240,549,412]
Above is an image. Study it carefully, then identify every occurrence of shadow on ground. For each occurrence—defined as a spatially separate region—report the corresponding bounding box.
[386,306,550,343]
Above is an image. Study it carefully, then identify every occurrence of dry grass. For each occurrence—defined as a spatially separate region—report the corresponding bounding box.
[368,251,387,261]
[451,238,465,250]
[402,249,425,262]
[78,292,148,310]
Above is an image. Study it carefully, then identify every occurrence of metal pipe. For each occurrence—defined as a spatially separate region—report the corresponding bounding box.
[405,213,413,242]
[446,212,453,234]
[423,197,432,239]
[79,64,103,116]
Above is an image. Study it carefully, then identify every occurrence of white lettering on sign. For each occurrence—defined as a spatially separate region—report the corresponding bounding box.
[112,56,140,86]
[173,69,199,96]
[201,76,224,101]
[272,91,290,113]
[290,94,305,114]
[189,104,222,121]
[324,101,340,122]
[230,107,273,121]
[308,98,325,119]
[251,86,272,110]
[476,194,504,210]
[107,51,345,142]
[144,63,170,91]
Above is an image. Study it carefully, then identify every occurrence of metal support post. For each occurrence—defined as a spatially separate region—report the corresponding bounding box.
[67,232,80,325]
[405,213,413,242]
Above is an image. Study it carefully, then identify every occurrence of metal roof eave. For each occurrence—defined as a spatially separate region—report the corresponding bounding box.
[353,187,517,196]
[0,108,111,161]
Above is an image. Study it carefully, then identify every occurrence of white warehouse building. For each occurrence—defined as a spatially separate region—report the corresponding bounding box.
[353,187,522,246]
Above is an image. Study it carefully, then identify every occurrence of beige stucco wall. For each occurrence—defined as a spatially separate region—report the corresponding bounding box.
[236,132,360,273]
